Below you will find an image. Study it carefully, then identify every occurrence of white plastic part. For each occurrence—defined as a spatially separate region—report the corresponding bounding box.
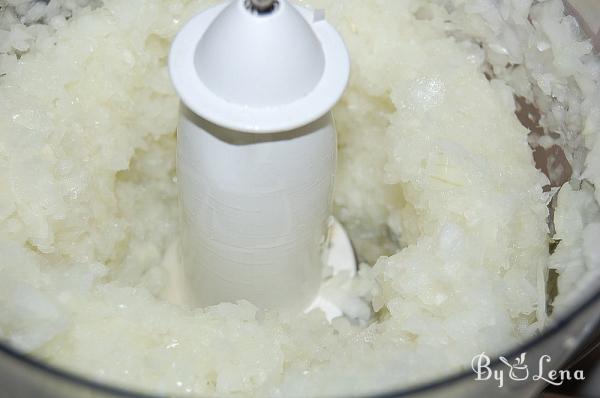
[169,0,351,313]
[169,0,349,133]
[162,217,359,322]
[305,217,358,321]
[177,109,336,312]
[195,0,325,107]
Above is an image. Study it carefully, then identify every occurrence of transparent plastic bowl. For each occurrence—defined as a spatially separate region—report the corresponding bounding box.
[0,1,599,397]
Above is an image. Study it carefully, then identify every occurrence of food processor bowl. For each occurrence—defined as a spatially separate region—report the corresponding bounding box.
[0,1,598,397]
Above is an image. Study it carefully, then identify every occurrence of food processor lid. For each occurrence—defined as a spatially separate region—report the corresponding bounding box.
[169,0,350,133]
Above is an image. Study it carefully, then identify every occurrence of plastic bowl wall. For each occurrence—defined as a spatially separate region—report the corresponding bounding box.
[0,1,599,397]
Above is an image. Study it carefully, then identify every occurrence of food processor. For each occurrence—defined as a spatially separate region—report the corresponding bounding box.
[0,0,599,397]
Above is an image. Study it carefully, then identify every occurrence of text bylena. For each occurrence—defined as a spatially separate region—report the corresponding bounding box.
[471,352,585,388]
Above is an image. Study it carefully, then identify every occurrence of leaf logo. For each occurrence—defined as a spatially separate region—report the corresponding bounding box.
[499,353,529,381]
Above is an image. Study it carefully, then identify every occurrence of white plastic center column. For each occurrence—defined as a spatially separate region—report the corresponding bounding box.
[169,0,350,313]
